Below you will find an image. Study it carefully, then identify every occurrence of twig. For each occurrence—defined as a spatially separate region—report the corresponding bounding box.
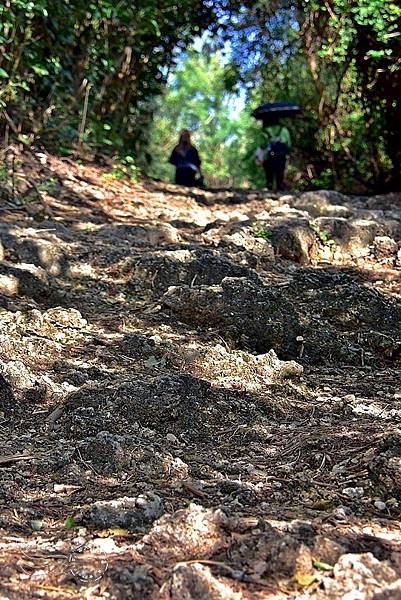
[78,81,91,146]
[174,559,245,581]
[75,448,101,476]
[0,454,36,467]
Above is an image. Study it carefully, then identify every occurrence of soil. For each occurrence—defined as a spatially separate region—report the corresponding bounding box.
[0,151,401,598]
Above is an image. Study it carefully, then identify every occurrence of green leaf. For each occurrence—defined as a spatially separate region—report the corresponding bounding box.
[0,68,8,78]
[30,519,44,531]
[64,516,76,529]
[32,64,49,76]
[313,560,334,571]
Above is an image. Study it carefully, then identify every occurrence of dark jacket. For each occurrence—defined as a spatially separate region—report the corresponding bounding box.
[169,145,201,170]
[169,144,201,186]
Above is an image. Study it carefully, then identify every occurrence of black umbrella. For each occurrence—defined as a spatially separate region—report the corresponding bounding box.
[252,102,302,123]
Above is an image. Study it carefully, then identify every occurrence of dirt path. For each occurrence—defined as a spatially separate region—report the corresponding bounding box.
[0,153,400,598]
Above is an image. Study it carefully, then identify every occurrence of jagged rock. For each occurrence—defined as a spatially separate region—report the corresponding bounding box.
[159,563,242,600]
[312,536,346,565]
[0,262,50,300]
[271,221,319,263]
[163,277,297,354]
[134,248,259,292]
[83,493,164,531]
[169,343,302,391]
[295,190,349,217]
[270,204,310,219]
[15,238,68,276]
[320,553,399,599]
[163,274,401,365]
[202,223,275,270]
[374,236,399,259]
[0,359,36,391]
[312,216,380,256]
[98,222,181,245]
[0,359,50,407]
[135,504,229,566]
[224,231,274,261]
[43,307,87,328]
[368,433,401,499]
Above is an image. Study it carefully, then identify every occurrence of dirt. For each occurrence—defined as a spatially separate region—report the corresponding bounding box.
[0,150,401,598]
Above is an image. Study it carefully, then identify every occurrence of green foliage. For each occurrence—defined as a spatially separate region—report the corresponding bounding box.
[310,223,335,247]
[0,0,399,191]
[252,223,273,241]
[312,560,334,572]
[226,0,401,191]
[147,49,256,187]
[103,155,140,182]
[36,177,58,195]
[0,0,231,157]
[64,516,76,529]
[0,166,7,182]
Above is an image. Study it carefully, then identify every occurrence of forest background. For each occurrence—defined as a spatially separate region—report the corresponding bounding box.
[0,0,400,193]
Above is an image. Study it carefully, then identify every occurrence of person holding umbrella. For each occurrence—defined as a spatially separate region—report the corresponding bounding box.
[253,102,301,191]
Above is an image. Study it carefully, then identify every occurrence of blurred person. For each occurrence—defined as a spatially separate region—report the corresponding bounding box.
[256,117,291,191]
[169,129,202,187]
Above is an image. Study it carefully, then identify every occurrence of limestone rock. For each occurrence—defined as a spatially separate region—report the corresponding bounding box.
[134,248,258,292]
[159,563,242,600]
[83,493,164,531]
[369,433,401,499]
[374,236,398,259]
[98,222,181,245]
[136,504,229,566]
[271,221,318,263]
[0,261,49,300]
[321,553,399,599]
[16,238,68,276]
[163,277,297,354]
[295,190,349,217]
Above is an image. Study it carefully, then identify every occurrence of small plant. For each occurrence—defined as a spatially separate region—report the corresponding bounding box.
[311,168,334,189]
[0,165,8,182]
[310,223,335,247]
[103,155,140,183]
[37,177,58,195]
[64,516,76,529]
[252,222,273,241]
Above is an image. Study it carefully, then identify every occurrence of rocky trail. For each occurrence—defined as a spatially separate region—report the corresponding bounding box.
[0,152,401,599]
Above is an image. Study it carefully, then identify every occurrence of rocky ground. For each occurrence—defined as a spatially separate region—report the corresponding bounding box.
[0,151,400,599]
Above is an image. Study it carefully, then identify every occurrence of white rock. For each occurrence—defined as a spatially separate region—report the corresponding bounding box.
[88,537,122,553]
[342,487,364,499]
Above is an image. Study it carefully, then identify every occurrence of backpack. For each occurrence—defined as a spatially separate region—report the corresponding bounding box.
[266,128,289,159]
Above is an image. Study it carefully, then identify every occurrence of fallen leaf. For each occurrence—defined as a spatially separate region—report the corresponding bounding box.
[30,519,44,531]
[64,516,76,529]
[97,528,129,537]
[313,559,334,571]
[0,454,36,467]
[310,499,334,510]
[294,572,317,587]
